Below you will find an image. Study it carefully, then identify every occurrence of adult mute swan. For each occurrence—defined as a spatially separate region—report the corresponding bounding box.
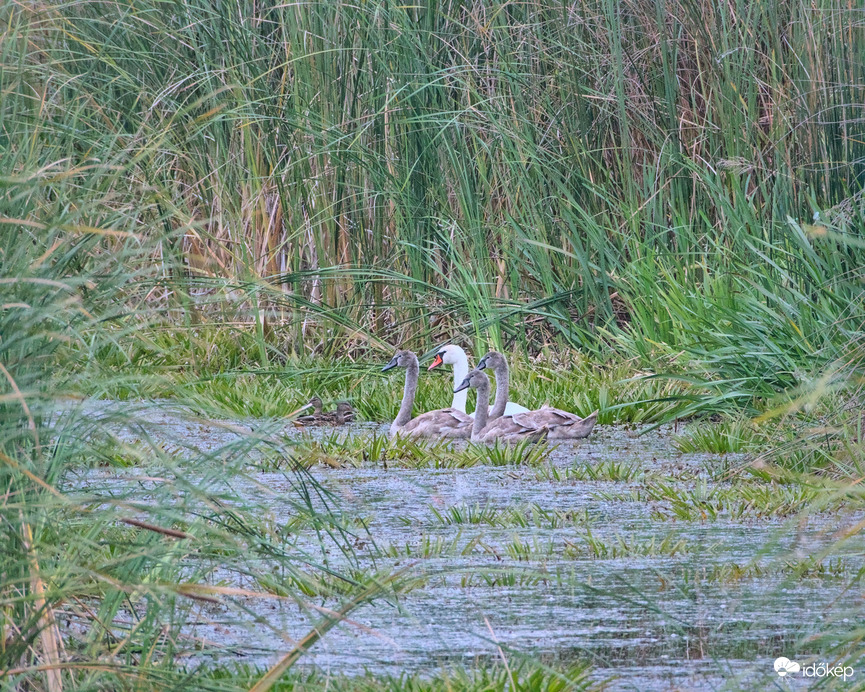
[382,350,472,439]
[454,370,547,443]
[478,351,598,439]
[428,344,530,417]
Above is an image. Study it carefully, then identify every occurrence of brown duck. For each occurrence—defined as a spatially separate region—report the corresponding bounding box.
[297,397,355,426]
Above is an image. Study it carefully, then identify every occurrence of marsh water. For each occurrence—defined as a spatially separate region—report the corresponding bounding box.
[63,402,864,690]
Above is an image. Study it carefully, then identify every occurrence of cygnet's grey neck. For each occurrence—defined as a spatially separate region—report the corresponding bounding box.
[393,355,419,430]
[472,374,490,437]
[488,358,510,420]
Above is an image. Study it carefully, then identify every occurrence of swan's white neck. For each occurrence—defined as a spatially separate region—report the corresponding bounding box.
[450,355,469,413]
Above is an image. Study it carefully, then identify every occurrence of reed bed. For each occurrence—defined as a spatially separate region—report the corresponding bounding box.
[9,1,865,372]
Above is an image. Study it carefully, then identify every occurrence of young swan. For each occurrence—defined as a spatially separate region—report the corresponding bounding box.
[454,369,547,444]
[428,344,530,417]
[478,351,598,439]
[382,349,472,439]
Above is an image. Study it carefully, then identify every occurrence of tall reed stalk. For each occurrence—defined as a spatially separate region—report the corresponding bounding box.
[9,0,861,376]
[0,21,391,681]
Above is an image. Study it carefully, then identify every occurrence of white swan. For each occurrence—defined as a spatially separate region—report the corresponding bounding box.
[428,344,530,417]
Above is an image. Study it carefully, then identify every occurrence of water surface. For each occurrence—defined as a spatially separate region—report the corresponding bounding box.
[63,402,864,690]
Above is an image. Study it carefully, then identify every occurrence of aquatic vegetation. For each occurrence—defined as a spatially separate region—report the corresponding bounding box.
[503,536,556,561]
[564,531,698,560]
[673,418,769,454]
[269,432,555,470]
[430,503,591,530]
[215,660,600,692]
[698,558,852,584]
[40,0,863,408]
[484,530,700,563]
[279,431,459,469]
[256,567,417,599]
[431,503,504,527]
[552,459,645,482]
[463,439,553,467]
[588,474,863,522]
[380,532,486,559]
[86,435,157,469]
[639,479,854,521]
[671,415,840,465]
[460,570,553,589]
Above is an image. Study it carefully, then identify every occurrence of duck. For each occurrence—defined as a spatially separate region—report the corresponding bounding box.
[428,344,530,417]
[297,397,355,426]
[382,349,472,439]
[302,396,324,416]
[477,351,598,439]
[454,369,548,443]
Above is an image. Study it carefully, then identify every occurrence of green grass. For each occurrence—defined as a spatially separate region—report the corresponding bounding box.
[22,0,861,421]
[497,532,699,561]
[460,570,554,589]
[380,532,485,559]
[563,531,698,560]
[10,0,865,426]
[642,479,858,521]
[429,504,590,530]
[673,419,769,454]
[72,326,705,424]
[213,660,600,692]
[22,0,862,365]
[537,459,644,482]
[698,558,851,584]
[257,432,554,470]
[466,439,553,467]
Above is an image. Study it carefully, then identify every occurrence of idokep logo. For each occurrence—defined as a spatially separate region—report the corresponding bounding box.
[774,657,800,677]
[774,657,855,682]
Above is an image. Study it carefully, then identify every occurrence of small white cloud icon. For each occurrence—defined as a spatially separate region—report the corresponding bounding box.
[774,657,801,676]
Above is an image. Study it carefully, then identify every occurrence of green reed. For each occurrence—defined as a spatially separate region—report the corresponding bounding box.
[10,0,863,390]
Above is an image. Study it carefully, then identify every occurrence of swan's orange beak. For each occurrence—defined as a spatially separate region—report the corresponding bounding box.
[428,353,444,371]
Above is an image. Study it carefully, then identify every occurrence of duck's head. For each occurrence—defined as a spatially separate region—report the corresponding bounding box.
[428,344,465,371]
[305,396,323,413]
[382,349,415,372]
[454,368,489,393]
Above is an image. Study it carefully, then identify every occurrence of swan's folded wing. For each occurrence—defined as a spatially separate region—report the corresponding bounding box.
[448,408,474,423]
[543,409,598,440]
[402,407,472,434]
[511,408,574,428]
[515,405,600,427]
[482,415,541,436]
[433,407,473,427]
[479,415,547,442]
